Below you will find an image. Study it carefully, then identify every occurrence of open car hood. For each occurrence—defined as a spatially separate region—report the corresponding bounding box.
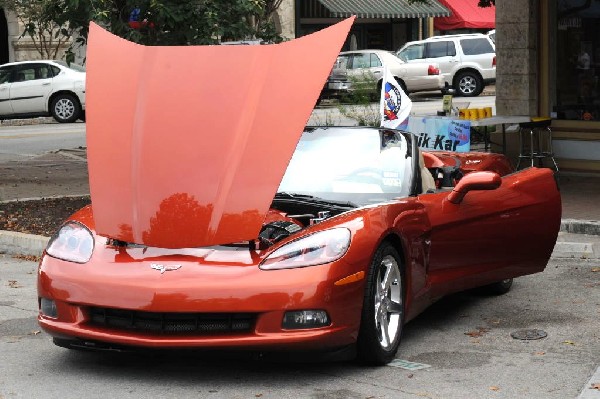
[85,19,354,248]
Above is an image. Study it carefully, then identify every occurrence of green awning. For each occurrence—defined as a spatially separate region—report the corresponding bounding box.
[316,0,450,18]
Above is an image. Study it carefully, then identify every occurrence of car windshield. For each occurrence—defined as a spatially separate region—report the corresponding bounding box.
[278,127,415,206]
[54,60,86,72]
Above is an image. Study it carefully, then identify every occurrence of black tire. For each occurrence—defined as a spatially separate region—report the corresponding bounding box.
[454,71,483,97]
[78,111,86,122]
[357,242,405,365]
[50,93,81,123]
[481,278,513,295]
[372,80,383,102]
[394,77,409,94]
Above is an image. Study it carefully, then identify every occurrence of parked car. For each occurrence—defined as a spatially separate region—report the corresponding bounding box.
[396,33,496,97]
[0,60,86,123]
[323,50,444,98]
[38,125,561,365]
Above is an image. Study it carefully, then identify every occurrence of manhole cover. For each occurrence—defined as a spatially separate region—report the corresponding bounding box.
[510,329,547,340]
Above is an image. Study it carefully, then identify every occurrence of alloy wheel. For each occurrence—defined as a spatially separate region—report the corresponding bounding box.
[374,255,403,350]
[458,76,477,95]
[54,98,75,121]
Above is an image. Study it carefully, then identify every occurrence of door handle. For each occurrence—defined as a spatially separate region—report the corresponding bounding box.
[42,82,51,86]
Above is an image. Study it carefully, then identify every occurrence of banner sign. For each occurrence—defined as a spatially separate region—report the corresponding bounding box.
[407,116,471,152]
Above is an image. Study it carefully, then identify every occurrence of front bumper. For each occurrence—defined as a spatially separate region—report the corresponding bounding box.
[327,80,352,91]
[37,251,365,351]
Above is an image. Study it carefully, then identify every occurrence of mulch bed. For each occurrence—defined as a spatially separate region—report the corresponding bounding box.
[0,196,91,237]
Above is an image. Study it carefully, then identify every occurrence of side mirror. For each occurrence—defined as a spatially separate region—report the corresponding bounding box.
[447,171,501,204]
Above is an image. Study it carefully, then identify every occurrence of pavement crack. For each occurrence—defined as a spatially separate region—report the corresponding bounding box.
[0,303,38,314]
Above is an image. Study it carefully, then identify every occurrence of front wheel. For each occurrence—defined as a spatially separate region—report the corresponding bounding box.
[357,242,404,365]
[454,71,483,97]
[51,93,81,123]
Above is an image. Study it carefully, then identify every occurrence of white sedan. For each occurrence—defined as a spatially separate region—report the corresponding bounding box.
[324,50,444,97]
[0,60,86,123]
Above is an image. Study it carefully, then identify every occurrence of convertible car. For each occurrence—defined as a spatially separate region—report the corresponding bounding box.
[38,125,561,364]
[37,21,561,365]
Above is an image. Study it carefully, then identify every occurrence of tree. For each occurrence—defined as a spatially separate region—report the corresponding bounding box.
[57,0,285,47]
[0,0,77,59]
[0,0,284,62]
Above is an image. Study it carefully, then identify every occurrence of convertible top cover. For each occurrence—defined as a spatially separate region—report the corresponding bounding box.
[85,18,354,248]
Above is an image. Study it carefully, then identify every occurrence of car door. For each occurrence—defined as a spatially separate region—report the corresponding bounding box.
[417,168,561,298]
[9,63,54,114]
[0,66,13,116]
[424,40,458,86]
[458,37,496,79]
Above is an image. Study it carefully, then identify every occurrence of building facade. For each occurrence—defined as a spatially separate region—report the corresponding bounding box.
[0,9,78,63]
[497,0,600,172]
[294,0,449,51]
[0,9,35,63]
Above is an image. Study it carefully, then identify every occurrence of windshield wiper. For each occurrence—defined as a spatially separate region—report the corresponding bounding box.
[274,192,357,208]
[275,192,316,199]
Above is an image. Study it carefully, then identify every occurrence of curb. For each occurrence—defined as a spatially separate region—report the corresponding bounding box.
[552,240,599,259]
[0,116,56,126]
[561,219,600,236]
[1,218,598,258]
[0,230,49,257]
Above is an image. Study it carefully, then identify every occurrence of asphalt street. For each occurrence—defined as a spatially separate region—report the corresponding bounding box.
[1,254,599,399]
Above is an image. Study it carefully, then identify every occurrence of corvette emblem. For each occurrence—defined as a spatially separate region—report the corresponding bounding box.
[150,263,182,274]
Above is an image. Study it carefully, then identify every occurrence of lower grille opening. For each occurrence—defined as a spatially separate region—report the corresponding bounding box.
[89,307,255,335]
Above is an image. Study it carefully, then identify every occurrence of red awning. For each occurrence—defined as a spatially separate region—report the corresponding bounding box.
[434,0,495,31]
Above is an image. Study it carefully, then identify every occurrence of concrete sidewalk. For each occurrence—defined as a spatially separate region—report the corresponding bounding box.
[558,174,600,231]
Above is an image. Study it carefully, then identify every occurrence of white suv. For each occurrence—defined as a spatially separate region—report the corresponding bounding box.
[396,33,496,97]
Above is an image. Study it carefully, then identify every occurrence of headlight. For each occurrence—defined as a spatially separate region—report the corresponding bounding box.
[259,228,350,270]
[46,221,94,263]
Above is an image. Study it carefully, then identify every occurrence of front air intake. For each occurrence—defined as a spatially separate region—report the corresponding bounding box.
[89,307,255,335]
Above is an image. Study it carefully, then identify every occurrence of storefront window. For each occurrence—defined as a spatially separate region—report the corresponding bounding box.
[555,1,600,121]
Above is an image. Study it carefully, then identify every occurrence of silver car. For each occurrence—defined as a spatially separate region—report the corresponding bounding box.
[0,60,86,123]
[324,50,444,98]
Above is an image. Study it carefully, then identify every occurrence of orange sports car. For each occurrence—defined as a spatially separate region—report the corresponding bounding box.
[38,125,561,365]
[37,21,561,365]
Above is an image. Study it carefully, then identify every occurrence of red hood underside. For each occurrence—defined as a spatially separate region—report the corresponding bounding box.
[85,19,354,248]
